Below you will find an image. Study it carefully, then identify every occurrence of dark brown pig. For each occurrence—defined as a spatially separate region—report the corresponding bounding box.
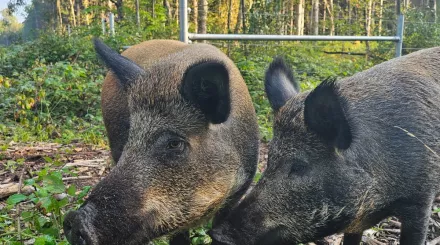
[210,47,440,245]
[63,39,259,245]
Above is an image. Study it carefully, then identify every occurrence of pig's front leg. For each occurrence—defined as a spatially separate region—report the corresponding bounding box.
[342,233,362,245]
[169,230,191,245]
[398,199,432,245]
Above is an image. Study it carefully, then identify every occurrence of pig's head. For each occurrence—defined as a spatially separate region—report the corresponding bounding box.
[210,58,372,245]
[63,39,259,245]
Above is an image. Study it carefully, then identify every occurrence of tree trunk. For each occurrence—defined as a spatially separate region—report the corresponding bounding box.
[378,0,383,35]
[76,0,81,26]
[227,0,232,33]
[227,0,232,55]
[174,0,179,24]
[234,0,242,33]
[366,0,373,37]
[110,0,124,20]
[164,0,172,23]
[198,0,207,34]
[347,0,352,35]
[153,0,156,18]
[56,0,63,28]
[365,0,373,59]
[116,0,124,20]
[84,0,90,26]
[136,0,140,28]
[290,0,294,34]
[276,0,282,34]
[192,0,198,32]
[241,0,246,33]
[69,0,77,27]
[324,0,334,35]
[295,0,304,35]
[312,0,319,35]
[322,1,326,34]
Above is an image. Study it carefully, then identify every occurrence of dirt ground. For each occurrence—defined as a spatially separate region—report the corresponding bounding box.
[1,141,439,244]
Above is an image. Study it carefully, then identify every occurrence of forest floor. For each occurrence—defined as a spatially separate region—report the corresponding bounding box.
[1,141,440,245]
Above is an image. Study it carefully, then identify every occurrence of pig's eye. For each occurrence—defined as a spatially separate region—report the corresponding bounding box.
[289,161,309,177]
[167,139,186,152]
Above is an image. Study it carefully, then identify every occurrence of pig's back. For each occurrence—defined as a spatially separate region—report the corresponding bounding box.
[338,47,440,194]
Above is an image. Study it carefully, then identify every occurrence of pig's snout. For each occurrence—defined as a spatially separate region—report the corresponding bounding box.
[63,207,97,245]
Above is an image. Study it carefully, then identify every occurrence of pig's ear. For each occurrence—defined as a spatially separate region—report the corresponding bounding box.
[93,38,145,89]
[182,61,230,124]
[304,78,352,150]
[264,57,300,111]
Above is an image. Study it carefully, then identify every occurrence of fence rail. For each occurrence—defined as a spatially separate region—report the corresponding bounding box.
[179,0,405,57]
[188,34,401,42]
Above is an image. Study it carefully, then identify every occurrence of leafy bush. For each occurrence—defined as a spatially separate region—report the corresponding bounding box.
[0,34,107,144]
[1,158,91,245]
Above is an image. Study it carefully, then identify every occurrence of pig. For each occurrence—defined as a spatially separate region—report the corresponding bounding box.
[209,47,440,245]
[63,38,260,245]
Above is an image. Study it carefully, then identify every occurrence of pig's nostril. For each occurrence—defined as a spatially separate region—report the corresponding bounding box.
[63,210,91,245]
[76,230,87,245]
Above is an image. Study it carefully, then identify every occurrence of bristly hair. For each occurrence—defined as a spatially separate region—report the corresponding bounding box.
[265,56,300,92]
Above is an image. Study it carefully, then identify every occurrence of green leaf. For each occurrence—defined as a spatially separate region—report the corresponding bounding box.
[24,178,36,186]
[58,196,69,208]
[67,184,77,196]
[34,235,56,245]
[42,172,65,194]
[43,156,53,163]
[77,186,91,200]
[42,227,59,237]
[39,197,54,211]
[38,216,48,228]
[6,193,27,205]
[21,211,33,220]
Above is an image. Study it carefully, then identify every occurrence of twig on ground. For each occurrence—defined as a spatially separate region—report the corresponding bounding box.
[62,176,94,181]
[0,183,34,199]
[64,159,106,168]
[429,236,440,245]
[363,236,386,245]
[382,228,401,234]
[387,219,402,228]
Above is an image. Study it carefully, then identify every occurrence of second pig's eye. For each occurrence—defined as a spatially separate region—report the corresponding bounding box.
[288,160,310,177]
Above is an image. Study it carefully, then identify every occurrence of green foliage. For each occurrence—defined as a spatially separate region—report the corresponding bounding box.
[1,163,91,244]
[0,34,107,144]
[227,41,376,141]
[403,8,440,55]
[0,8,23,45]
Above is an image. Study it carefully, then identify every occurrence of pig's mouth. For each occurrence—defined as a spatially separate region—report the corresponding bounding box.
[63,205,152,245]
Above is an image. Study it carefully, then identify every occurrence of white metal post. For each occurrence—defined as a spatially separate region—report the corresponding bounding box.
[395,14,404,57]
[179,0,189,43]
[101,17,106,35]
[109,13,115,37]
